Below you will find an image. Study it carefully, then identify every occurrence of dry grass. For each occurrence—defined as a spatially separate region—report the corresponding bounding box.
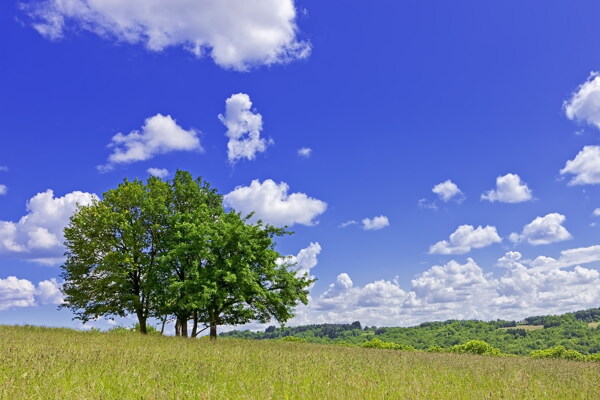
[0,325,599,399]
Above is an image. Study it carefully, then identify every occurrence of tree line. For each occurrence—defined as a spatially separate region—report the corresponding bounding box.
[60,171,313,339]
[222,307,600,355]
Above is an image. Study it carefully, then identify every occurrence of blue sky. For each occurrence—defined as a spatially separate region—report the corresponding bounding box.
[3,0,600,331]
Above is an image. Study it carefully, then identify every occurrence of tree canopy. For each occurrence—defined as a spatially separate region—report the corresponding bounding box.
[61,171,313,339]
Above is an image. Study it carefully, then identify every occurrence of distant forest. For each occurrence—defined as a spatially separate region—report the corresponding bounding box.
[221,308,600,355]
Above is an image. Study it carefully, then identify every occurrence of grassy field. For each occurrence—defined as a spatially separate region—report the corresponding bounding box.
[0,326,599,399]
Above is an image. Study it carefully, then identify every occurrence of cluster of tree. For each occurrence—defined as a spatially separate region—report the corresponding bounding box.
[60,171,313,339]
[222,307,600,354]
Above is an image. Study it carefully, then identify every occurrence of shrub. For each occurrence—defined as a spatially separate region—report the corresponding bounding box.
[448,340,502,356]
[361,338,415,351]
[529,346,585,361]
[586,353,600,363]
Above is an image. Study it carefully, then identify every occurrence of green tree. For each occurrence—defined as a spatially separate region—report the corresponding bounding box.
[191,210,313,340]
[61,171,312,338]
[61,177,170,334]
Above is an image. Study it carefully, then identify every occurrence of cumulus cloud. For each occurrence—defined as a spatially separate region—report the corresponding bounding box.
[0,189,97,264]
[429,225,502,255]
[481,173,533,203]
[361,216,390,231]
[0,276,62,311]
[22,0,310,70]
[560,146,600,185]
[278,242,321,279]
[0,185,6,195]
[219,93,271,164]
[432,180,464,202]
[509,213,572,246]
[564,72,600,129]
[224,179,326,226]
[297,147,312,158]
[287,248,600,327]
[147,168,169,178]
[99,114,201,172]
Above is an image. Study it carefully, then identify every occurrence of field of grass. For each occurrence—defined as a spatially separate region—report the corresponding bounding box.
[1,325,599,399]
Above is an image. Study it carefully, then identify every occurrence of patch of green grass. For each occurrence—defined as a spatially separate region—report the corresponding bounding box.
[0,325,599,399]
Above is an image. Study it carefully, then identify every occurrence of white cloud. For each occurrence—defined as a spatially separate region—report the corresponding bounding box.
[219,93,271,164]
[338,220,357,228]
[432,180,464,202]
[594,208,600,216]
[0,166,8,171]
[418,198,438,211]
[564,72,600,129]
[99,114,202,171]
[0,276,63,311]
[22,0,310,70]
[223,179,326,226]
[0,189,97,264]
[287,249,600,327]
[297,147,312,158]
[147,168,169,178]
[362,216,390,231]
[560,145,600,185]
[278,242,321,279]
[509,213,572,246]
[429,225,501,255]
[481,173,533,203]
[0,185,6,195]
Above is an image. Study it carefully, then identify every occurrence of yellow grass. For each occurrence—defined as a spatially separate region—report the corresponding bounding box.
[0,325,599,399]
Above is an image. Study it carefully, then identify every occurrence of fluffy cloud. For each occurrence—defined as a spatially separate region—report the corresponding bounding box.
[509,213,572,246]
[0,189,97,264]
[278,242,321,279]
[288,249,600,327]
[0,185,6,195]
[224,179,326,226]
[429,225,502,255]
[22,0,310,70]
[99,114,201,172]
[560,146,600,185]
[0,276,62,311]
[481,173,533,203]
[147,168,169,178]
[297,147,312,158]
[564,72,600,129]
[219,93,271,164]
[362,216,390,231]
[432,180,464,202]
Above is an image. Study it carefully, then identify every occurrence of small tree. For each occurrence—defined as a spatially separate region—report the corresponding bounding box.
[194,211,314,340]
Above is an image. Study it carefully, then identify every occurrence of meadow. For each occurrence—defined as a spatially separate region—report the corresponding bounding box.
[1,326,599,399]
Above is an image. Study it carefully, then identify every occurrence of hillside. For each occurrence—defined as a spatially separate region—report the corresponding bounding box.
[1,325,599,399]
[222,307,600,355]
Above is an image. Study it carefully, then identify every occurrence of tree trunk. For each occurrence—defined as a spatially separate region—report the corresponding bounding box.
[210,321,217,341]
[191,311,198,338]
[175,319,181,336]
[136,311,147,334]
[160,316,167,335]
[181,317,188,337]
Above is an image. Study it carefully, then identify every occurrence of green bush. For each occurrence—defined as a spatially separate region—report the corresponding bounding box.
[529,346,585,361]
[280,336,307,343]
[586,353,600,363]
[361,338,414,351]
[448,340,502,356]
